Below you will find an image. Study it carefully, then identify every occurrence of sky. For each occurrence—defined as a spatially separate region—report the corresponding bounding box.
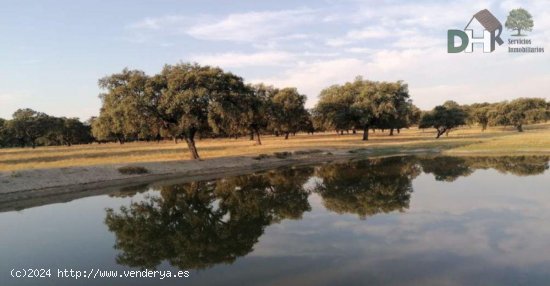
[1,0,549,120]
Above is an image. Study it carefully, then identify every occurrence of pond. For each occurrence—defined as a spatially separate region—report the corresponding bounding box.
[1,155,550,285]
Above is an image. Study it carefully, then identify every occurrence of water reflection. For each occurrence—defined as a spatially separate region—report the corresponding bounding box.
[105,155,550,272]
[314,156,419,219]
[105,168,313,270]
[419,156,550,181]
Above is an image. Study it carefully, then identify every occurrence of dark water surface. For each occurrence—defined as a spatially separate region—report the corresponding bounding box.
[1,155,550,286]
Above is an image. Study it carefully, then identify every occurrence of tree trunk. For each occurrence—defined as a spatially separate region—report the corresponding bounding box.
[340,130,344,135]
[436,128,446,139]
[185,137,200,160]
[249,131,254,141]
[389,128,394,136]
[516,124,523,132]
[255,129,262,145]
[182,128,200,160]
[352,129,356,134]
[397,128,400,134]
[284,132,289,140]
[362,125,369,141]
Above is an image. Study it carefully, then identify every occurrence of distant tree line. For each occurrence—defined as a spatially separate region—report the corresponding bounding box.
[419,98,549,138]
[1,63,549,155]
[0,108,92,148]
[463,98,549,132]
[310,77,549,139]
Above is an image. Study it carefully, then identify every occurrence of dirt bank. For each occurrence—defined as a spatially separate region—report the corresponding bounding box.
[0,148,441,212]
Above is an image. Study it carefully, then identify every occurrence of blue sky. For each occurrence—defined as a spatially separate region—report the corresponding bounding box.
[1,0,549,120]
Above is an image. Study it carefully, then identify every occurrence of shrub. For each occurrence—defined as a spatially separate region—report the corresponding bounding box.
[253,154,271,160]
[118,166,149,175]
[273,151,292,159]
[293,149,323,155]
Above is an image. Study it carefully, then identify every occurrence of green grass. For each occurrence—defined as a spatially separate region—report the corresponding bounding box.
[447,129,550,153]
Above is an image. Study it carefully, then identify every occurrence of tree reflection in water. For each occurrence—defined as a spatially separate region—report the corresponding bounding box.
[105,167,313,270]
[105,155,549,270]
[419,155,550,182]
[314,156,420,219]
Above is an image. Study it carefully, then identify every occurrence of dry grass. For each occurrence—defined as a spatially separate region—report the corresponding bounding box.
[1,123,550,172]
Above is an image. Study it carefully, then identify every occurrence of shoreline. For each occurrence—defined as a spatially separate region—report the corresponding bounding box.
[0,148,438,212]
[2,147,550,212]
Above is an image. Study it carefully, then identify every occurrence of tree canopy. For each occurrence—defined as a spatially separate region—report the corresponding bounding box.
[0,109,92,148]
[419,101,468,138]
[313,77,418,140]
[97,64,253,159]
[2,68,550,150]
[270,87,309,139]
[489,98,548,132]
[95,64,312,158]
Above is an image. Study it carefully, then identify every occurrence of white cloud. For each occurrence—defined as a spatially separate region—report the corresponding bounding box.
[327,27,391,47]
[347,27,390,39]
[392,34,444,49]
[343,0,492,28]
[346,47,374,54]
[249,34,550,110]
[121,0,550,114]
[413,75,550,108]
[250,58,369,108]
[125,16,191,44]
[190,51,296,68]
[187,9,315,42]
[127,15,188,30]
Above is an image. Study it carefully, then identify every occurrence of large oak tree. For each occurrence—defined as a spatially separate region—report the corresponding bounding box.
[98,63,250,159]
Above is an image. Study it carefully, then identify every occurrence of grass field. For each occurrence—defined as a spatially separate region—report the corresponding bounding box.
[1,124,550,172]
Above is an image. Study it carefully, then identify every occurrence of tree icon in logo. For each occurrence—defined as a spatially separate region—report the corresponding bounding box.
[505,8,534,36]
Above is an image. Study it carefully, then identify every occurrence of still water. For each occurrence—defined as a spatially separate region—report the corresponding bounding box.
[1,155,550,285]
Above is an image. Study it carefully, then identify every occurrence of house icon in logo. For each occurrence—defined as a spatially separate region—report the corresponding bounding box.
[448,9,504,53]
